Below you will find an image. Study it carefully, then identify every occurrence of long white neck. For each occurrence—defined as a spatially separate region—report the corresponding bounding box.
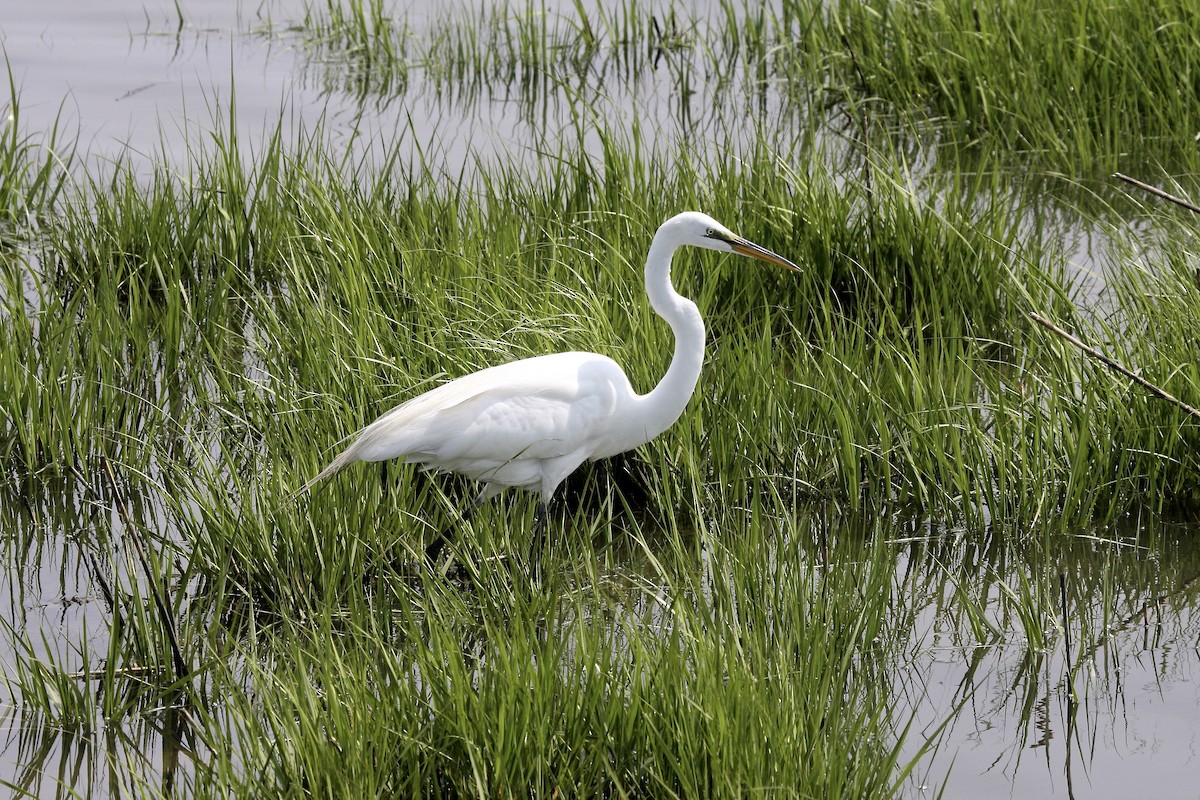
[636,226,706,442]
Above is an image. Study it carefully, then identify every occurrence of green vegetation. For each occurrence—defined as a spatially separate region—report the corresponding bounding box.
[3,0,1200,797]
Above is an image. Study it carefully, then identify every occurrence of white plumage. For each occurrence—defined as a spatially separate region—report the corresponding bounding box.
[295,211,799,508]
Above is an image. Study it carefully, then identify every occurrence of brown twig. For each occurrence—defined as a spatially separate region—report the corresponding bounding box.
[1114,172,1200,215]
[1028,312,1200,421]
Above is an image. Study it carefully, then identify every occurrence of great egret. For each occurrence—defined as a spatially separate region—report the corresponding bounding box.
[295,211,800,548]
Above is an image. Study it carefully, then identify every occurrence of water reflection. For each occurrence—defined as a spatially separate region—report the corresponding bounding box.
[893,521,1200,798]
[4,449,1200,798]
[0,700,193,799]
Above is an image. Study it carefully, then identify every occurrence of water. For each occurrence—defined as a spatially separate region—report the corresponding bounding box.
[4,0,780,177]
[5,0,285,159]
[3,0,1198,797]
[892,528,1200,799]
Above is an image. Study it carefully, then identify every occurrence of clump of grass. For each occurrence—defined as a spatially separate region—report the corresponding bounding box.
[180,511,920,799]
[0,76,70,236]
[791,0,1200,174]
[284,0,768,115]
[1060,213,1200,514]
[292,0,411,98]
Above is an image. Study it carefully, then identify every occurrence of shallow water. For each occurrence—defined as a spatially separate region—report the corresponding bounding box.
[5,0,784,175]
[2,1,1198,798]
[893,528,1200,799]
[5,0,286,161]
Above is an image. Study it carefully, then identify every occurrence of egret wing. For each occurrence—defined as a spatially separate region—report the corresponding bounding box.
[350,351,630,468]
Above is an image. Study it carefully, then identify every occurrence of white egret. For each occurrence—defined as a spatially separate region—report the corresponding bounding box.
[295,212,800,553]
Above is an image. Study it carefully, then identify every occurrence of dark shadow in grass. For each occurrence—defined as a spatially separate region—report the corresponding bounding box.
[365,449,685,579]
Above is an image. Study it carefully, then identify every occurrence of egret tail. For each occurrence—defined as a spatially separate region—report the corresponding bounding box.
[291,447,357,500]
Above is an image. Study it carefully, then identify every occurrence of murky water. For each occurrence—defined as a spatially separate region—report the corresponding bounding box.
[3,1,1199,798]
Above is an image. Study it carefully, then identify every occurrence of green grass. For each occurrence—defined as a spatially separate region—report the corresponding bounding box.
[4,1,1200,797]
[0,68,69,237]
[806,0,1200,173]
[172,524,912,797]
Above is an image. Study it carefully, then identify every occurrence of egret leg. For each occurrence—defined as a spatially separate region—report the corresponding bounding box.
[424,485,502,568]
[423,517,456,565]
[424,501,474,565]
[526,500,552,581]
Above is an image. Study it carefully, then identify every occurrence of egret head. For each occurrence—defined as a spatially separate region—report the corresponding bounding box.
[666,211,801,272]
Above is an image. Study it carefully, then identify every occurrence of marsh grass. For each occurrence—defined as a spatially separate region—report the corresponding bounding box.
[0,71,70,235]
[171,508,917,798]
[3,103,1199,794]
[811,0,1200,173]
[285,0,1200,179]
[4,0,1200,797]
[292,0,410,98]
